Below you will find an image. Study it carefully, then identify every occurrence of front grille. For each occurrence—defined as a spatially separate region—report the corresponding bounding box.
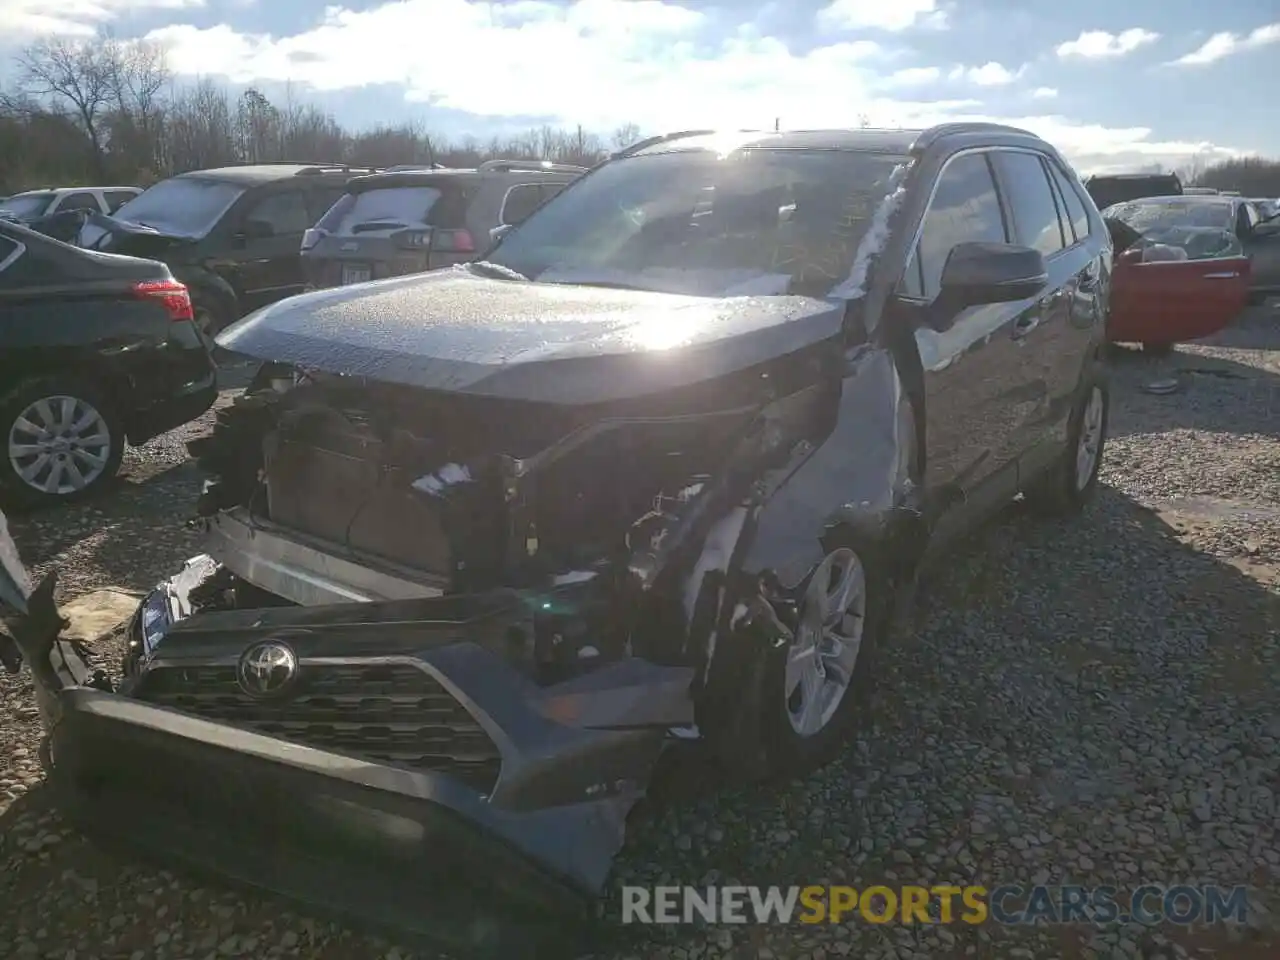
[135,663,501,793]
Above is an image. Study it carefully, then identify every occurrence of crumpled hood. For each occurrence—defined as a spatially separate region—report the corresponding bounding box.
[217,267,848,404]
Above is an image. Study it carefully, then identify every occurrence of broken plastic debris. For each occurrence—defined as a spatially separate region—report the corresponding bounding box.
[828,162,912,302]
[411,463,473,496]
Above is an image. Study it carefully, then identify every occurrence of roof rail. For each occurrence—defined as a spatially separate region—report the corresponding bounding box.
[294,163,382,176]
[609,129,769,160]
[911,122,1039,152]
[610,130,715,159]
[383,163,448,172]
[476,159,588,175]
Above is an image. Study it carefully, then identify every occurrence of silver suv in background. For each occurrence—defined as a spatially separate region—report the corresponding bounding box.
[0,185,141,222]
[299,159,585,288]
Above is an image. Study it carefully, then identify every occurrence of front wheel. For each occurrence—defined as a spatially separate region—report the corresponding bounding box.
[1024,373,1109,515]
[749,540,889,777]
[0,376,125,505]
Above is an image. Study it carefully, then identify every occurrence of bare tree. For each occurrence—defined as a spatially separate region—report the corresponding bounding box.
[18,37,118,176]
[610,122,642,151]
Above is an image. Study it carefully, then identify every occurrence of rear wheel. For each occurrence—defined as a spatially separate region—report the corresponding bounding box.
[1,376,124,505]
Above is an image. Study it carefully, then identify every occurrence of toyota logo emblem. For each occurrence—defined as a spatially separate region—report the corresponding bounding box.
[236,640,299,698]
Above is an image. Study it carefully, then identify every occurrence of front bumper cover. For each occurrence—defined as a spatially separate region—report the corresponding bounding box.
[16,571,695,956]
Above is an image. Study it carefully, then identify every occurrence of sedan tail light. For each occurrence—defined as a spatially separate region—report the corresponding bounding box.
[133,278,194,322]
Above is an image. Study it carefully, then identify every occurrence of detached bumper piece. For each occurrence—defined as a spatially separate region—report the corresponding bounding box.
[48,690,590,956]
[28,586,695,957]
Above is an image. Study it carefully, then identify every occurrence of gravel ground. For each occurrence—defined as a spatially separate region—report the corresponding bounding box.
[2,309,1279,960]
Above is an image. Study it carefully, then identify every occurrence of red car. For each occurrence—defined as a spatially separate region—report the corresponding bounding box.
[1103,196,1257,350]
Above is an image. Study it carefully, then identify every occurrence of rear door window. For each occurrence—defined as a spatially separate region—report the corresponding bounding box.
[318,185,445,236]
[902,152,1008,300]
[991,152,1067,257]
[500,184,545,226]
[1047,163,1090,242]
[243,190,311,236]
[53,191,100,214]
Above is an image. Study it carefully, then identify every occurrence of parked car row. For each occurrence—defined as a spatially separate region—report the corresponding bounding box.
[0,220,218,504]
[73,159,588,336]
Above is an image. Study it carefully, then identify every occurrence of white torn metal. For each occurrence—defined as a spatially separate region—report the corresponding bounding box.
[681,506,749,626]
[553,570,598,586]
[666,723,702,740]
[410,462,473,496]
[828,162,912,302]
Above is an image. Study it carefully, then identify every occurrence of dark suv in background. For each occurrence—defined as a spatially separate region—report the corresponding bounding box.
[300,160,584,289]
[77,164,376,334]
[1082,171,1183,210]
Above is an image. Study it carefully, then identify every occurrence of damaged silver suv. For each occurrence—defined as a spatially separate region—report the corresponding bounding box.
[4,125,1111,954]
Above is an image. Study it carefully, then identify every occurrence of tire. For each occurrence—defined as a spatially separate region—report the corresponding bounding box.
[0,376,125,506]
[752,534,890,777]
[192,292,236,339]
[1024,370,1109,516]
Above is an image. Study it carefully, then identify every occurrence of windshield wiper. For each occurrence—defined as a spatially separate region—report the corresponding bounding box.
[467,260,528,282]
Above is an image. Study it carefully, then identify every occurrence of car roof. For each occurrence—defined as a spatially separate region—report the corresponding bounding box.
[176,165,359,185]
[630,128,926,157]
[8,186,136,197]
[1118,194,1234,207]
[1086,172,1181,181]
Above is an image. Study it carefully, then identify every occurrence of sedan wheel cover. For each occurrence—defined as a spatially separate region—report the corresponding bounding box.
[785,547,867,738]
[8,395,112,495]
[1074,386,1105,491]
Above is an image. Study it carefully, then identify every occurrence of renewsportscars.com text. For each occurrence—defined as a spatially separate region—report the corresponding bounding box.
[620,884,1250,926]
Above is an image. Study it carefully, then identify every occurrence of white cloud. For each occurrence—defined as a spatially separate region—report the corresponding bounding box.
[948,61,1022,86]
[816,0,947,33]
[1031,87,1058,99]
[0,0,204,39]
[1169,22,1280,66]
[1055,28,1160,59]
[882,66,941,87]
[136,0,1246,174]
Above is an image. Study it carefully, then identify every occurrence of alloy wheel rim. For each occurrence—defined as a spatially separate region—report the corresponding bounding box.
[8,395,112,495]
[785,547,867,738]
[1074,386,1105,491]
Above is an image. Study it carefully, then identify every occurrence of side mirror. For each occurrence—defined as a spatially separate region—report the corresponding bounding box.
[925,242,1048,329]
[489,223,514,244]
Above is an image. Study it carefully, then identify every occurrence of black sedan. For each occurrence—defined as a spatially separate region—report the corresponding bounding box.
[0,222,218,505]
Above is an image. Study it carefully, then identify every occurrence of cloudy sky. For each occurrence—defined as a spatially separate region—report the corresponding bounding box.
[1,0,1277,173]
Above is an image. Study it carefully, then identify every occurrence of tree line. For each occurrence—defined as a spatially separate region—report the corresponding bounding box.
[2,35,1278,198]
[0,36,641,194]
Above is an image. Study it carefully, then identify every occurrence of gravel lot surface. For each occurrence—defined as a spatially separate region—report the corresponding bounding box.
[3,310,1278,960]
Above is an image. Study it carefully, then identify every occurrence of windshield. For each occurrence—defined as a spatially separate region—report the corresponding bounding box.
[318,185,445,235]
[106,176,246,237]
[1,193,55,218]
[484,148,906,297]
[1105,198,1234,232]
